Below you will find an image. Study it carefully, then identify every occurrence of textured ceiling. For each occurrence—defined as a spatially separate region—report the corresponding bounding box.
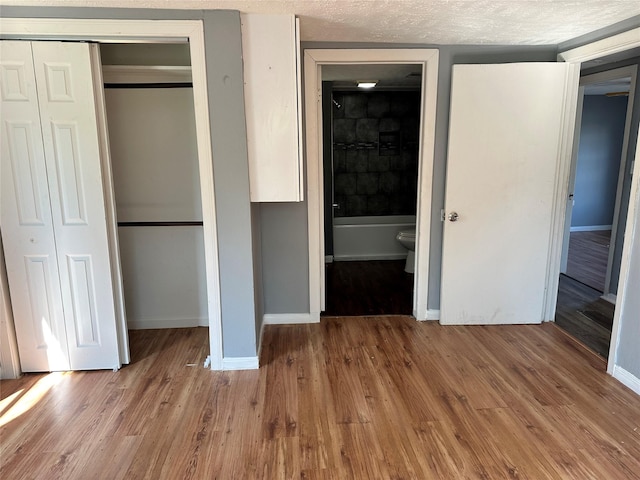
[1,0,639,45]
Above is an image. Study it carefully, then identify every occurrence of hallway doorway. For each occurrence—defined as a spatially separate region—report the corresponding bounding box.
[556,66,636,357]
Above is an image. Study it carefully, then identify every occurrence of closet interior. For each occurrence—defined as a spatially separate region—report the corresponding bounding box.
[101,43,208,333]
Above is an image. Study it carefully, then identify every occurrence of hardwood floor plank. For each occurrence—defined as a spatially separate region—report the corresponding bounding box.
[2,320,640,479]
[336,423,391,479]
[475,407,565,478]
[296,328,334,472]
[412,420,488,479]
[555,274,613,358]
[565,230,610,292]
[322,345,371,425]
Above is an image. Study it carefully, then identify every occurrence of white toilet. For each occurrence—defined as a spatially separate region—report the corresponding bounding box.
[396,229,416,273]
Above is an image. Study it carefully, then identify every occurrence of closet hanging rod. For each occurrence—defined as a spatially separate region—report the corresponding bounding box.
[117,221,203,227]
[104,82,193,89]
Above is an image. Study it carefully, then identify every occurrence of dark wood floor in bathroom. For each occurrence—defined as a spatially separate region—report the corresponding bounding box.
[323,260,413,316]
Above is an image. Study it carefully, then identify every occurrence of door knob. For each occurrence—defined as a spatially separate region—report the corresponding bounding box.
[448,212,459,222]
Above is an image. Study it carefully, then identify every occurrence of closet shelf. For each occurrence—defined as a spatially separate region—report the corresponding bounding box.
[102,65,192,84]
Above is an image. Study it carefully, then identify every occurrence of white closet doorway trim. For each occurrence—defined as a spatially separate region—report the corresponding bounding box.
[304,49,439,320]
[0,18,224,371]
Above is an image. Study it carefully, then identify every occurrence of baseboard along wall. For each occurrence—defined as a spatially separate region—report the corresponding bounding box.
[128,317,208,330]
[570,225,612,232]
[222,356,259,370]
[426,309,440,321]
[263,313,320,325]
[612,365,640,396]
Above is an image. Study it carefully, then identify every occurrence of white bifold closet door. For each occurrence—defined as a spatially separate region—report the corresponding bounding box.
[1,41,121,372]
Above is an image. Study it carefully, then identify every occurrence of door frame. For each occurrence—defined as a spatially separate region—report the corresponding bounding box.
[304,49,439,320]
[557,27,640,376]
[560,65,638,300]
[0,18,224,371]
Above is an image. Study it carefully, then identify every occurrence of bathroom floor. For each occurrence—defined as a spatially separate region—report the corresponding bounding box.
[322,260,413,317]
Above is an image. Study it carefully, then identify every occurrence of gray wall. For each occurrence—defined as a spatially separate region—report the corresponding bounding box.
[259,42,556,316]
[572,95,628,228]
[557,15,640,51]
[202,11,258,357]
[260,203,310,314]
[252,203,264,344]
[0,7,259,358]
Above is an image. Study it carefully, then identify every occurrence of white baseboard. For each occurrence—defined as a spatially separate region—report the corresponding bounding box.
[325,255,334,263]
[256,316,266,365]
[612,365,640,396]
[601,293,617,305]
[570,225,612,232]
[128,317,207,330]
[414,309,440,321]
[222,356,259,370]
[263,313,320,325]
[426,309,440,321]
[333,253,407,261]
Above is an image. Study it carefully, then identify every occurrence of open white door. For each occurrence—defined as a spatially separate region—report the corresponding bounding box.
[440,63,579,325]
[1,41,122,371]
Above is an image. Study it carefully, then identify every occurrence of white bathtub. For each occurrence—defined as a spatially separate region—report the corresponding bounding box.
[332,215,416,261]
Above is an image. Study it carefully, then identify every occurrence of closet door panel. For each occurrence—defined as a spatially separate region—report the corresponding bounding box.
[0,41,70,371]
[32,42,120,370]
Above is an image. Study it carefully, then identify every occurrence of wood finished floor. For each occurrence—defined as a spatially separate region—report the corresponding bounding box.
[565,230,611,292]
[555,274,614,358]
[557,230,614,358]
[323,260,413,316]
[2,320,640,479]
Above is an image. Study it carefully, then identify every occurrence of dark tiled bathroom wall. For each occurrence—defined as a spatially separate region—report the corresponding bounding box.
[332,91,420,217]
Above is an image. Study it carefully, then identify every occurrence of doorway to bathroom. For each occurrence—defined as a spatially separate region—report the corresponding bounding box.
[320,65,422,316]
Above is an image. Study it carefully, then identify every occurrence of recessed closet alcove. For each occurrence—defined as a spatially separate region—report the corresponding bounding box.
[100,43,208,331]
